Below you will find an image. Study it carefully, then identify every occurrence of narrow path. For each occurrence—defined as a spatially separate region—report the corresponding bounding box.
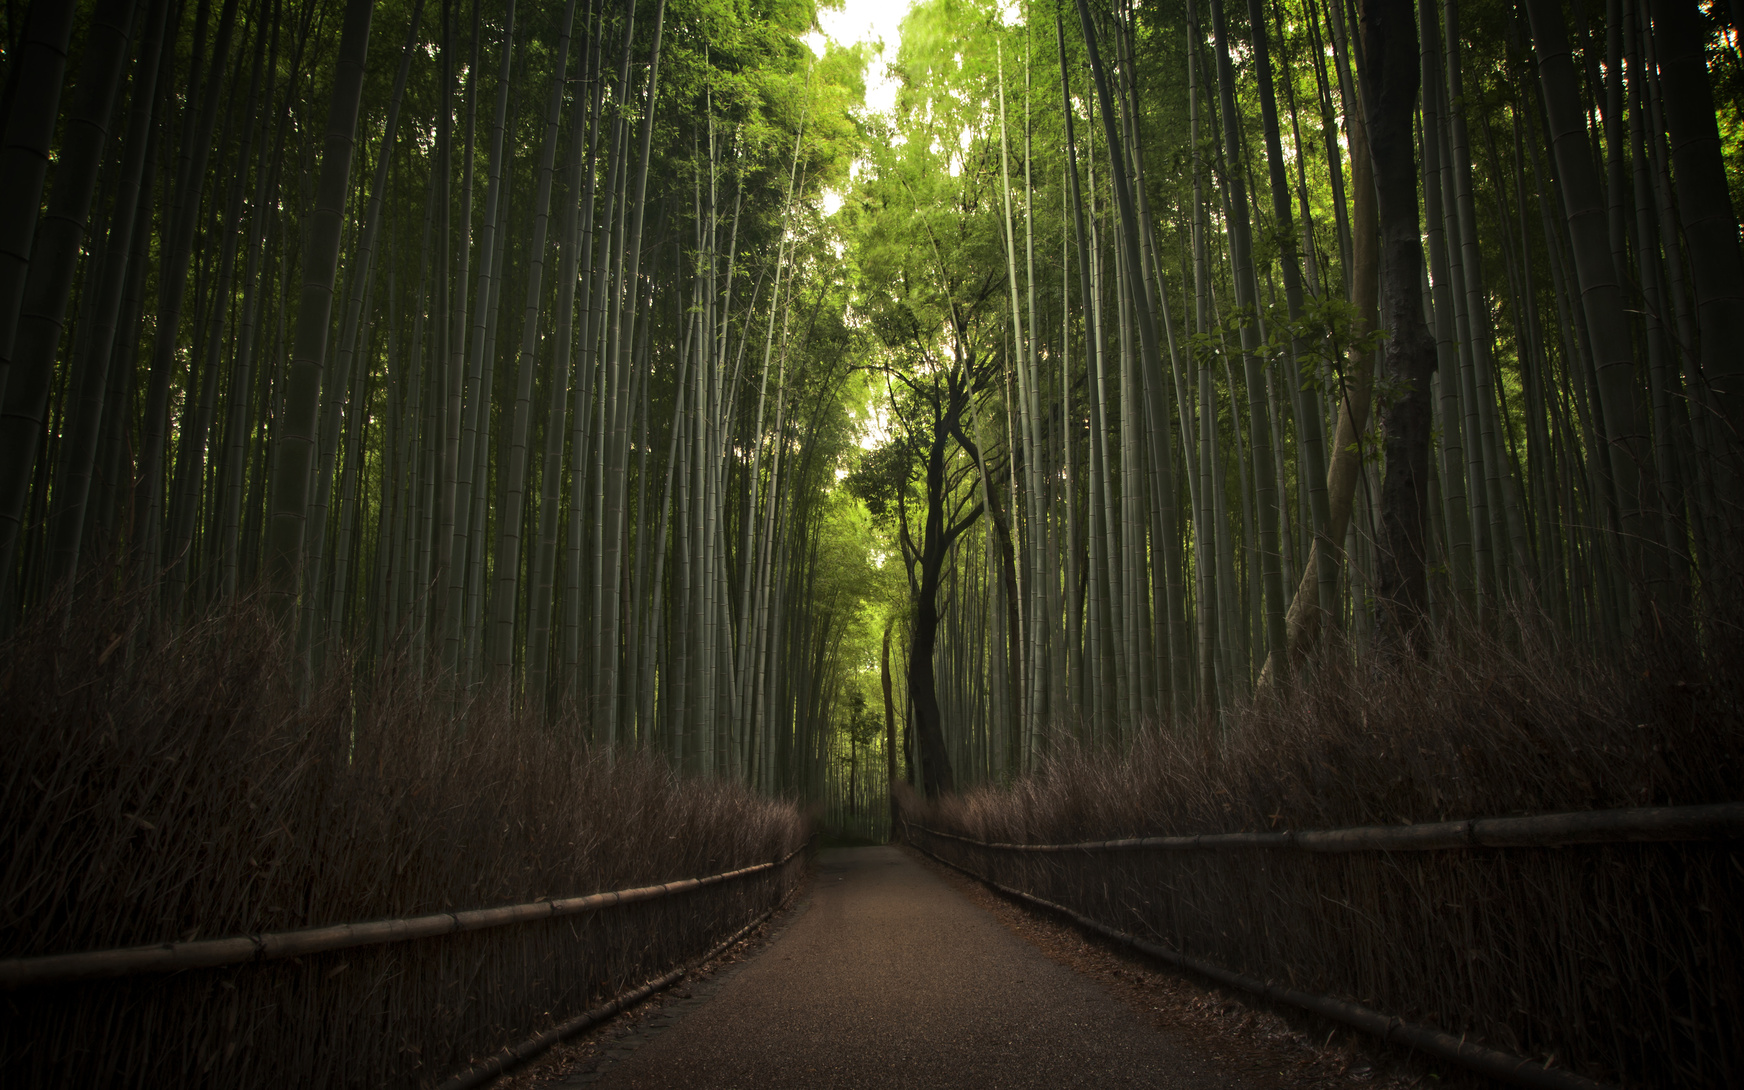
[564,846,1263,1089]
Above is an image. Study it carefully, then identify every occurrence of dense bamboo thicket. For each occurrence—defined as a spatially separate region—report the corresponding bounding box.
[0,0,879,797]
[847,0,1744,793]
[0,588,806,1086]
[8,0,1740,808]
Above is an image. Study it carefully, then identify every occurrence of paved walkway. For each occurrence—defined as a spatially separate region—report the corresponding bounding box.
[569,845,1260,1089]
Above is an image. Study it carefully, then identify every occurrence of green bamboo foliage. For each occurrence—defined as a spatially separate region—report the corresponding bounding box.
[854,0,1740,798]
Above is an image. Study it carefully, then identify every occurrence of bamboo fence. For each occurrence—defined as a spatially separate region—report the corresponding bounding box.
[1,842,809,1088]
[906,801,1744,1089]
[432,879,804,1090]
[0,844,808,990]
[913,802,1744,853]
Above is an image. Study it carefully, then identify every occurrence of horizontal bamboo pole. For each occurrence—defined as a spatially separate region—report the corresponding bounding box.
[433,888,795,1090]
[0,843,809,990]
[913,801,1744,854]
[908,831,1612,1090]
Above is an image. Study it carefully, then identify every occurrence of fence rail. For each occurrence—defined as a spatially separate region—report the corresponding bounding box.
[0,843,809,990]
[906,828,1608,1090]
[913,801,1744,854]
[432,884,801,1090]
[907,803,1744,1089]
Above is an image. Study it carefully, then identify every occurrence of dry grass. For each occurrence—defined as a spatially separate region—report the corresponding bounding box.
[0,587,807,1088]
[909,615,1744,1089]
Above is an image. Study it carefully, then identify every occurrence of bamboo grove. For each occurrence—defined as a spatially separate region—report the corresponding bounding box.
[3,0,1741,808]
[0,0,883,796]
[846,0,1743,796]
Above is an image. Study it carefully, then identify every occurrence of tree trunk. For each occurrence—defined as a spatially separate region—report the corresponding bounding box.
[1651,0,1744,549]
[1359,0,1437,643]
[909,417,969,798]
[1263,37,1380,683]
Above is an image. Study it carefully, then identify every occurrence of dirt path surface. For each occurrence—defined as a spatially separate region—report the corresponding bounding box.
[556,845,1264,1089]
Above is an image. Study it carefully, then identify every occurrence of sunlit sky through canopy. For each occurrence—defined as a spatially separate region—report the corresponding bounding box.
[803,0,910,115]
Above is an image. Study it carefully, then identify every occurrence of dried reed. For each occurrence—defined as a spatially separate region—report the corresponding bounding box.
[907,615,1744,1088]
[0,586,808,1088]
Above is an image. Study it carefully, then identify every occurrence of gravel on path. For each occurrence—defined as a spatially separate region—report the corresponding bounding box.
[561,845,1266,1090]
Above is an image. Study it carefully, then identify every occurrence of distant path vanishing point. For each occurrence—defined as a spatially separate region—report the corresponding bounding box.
[567,845,1263,1089]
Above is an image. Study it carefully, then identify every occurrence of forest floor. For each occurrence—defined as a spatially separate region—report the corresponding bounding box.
[502,846,1495,1090]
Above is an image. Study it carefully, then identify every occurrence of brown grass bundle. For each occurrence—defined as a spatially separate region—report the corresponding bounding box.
[910,614,1744,1088]
[0,587,807,1088]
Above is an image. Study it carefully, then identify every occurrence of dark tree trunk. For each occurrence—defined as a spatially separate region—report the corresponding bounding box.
[881,620,898,832]
[908,420,960,798]
[1651,0,1744,540]
[1359,0,1438,641]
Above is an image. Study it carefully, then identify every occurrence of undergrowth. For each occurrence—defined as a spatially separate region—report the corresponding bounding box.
[908,609,1743,1088]
[932,611,1742,842]
[0,586,808,1088]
